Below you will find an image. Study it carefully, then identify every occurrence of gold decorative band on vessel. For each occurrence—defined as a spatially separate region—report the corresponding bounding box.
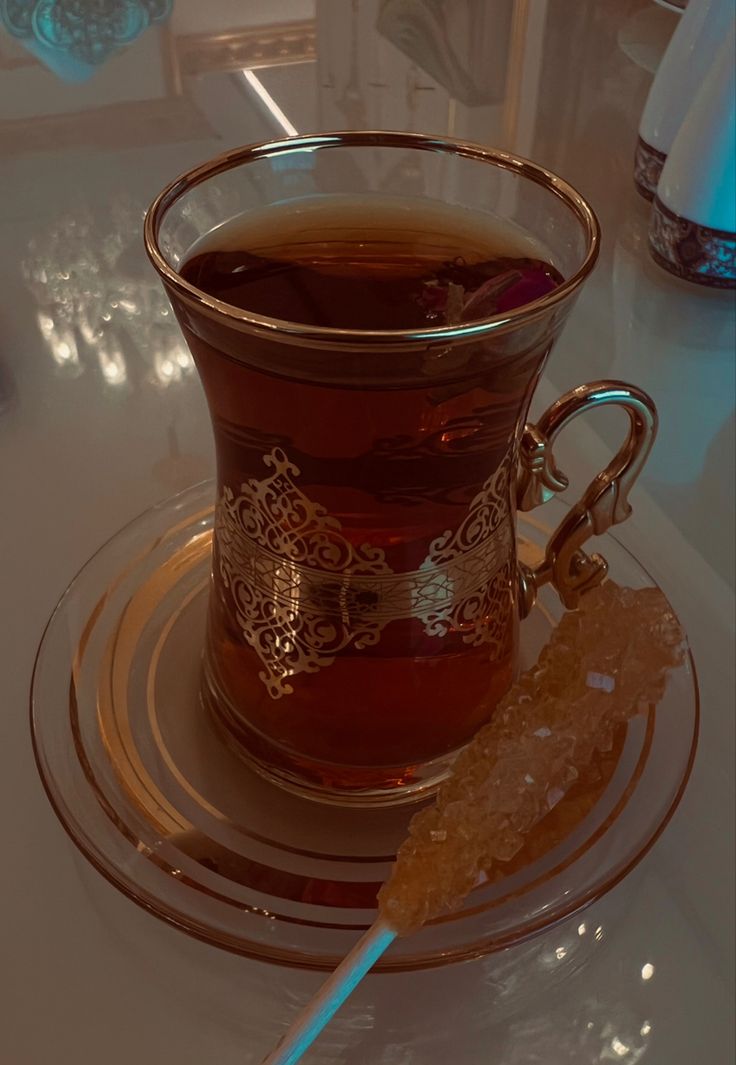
[216,448,514,697]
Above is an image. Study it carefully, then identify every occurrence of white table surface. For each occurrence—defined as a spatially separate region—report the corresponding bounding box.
[1,2,734,1063]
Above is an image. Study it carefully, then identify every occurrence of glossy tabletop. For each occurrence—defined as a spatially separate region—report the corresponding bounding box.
[1,2,734,1063]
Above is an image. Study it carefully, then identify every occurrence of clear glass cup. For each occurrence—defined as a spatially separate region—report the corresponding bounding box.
[145,131,656,806]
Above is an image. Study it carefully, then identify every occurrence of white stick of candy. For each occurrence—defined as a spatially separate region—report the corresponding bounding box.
[260,919,396,1065]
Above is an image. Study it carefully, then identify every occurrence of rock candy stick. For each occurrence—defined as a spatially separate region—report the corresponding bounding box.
[379,581,685,933]
[260,581,685,1065]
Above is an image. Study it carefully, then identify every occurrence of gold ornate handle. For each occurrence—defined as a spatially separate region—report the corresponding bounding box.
[517,381,657,614]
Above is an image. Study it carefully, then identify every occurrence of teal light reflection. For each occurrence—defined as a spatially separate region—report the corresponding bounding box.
[1,0,173,82]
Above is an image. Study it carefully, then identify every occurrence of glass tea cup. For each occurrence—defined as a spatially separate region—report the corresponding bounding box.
[145,132,656,806]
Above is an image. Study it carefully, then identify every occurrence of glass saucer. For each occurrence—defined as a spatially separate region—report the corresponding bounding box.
[30,483,698,972]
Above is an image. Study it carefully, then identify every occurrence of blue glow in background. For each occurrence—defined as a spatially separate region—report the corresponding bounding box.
[0,0,173,82]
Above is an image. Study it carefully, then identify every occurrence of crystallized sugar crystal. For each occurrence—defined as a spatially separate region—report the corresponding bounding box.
[378,581,685,934]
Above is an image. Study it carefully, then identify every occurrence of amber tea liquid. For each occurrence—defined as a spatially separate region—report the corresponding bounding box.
[178,198,562,795]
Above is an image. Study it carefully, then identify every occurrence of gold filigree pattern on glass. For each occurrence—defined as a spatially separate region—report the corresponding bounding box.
[216,448,514,697]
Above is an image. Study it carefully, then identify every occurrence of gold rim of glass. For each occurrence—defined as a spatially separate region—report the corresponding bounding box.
[144,130,600,349]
